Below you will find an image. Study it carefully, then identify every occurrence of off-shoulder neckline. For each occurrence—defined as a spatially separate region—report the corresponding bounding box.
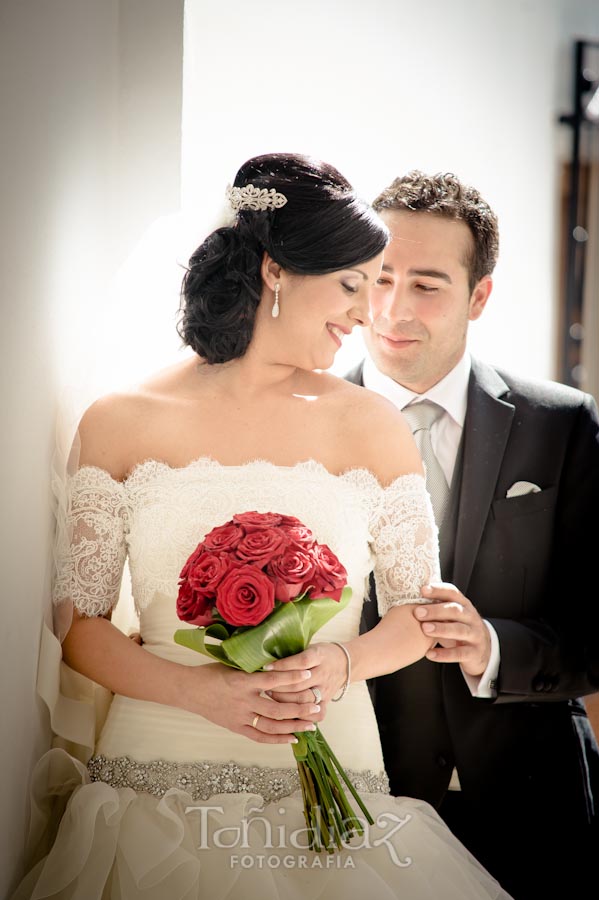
[72,456,425,492]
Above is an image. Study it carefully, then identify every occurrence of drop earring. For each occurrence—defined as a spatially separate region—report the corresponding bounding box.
[272,283,280,318]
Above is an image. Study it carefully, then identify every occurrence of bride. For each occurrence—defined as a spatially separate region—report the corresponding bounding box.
[12,153,512,899]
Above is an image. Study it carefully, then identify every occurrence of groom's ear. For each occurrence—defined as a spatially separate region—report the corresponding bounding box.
[261,252,282,289]
[468,275,492,321]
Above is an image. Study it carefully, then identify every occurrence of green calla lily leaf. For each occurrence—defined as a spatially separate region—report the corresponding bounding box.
[174,587,351,674]
[174,622,239,667]
[222,587,351,672]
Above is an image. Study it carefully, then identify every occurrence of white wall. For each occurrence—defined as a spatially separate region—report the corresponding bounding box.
[182,0,599,381]
[0,1,183,894]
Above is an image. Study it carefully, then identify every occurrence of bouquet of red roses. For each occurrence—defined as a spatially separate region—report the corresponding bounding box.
[174,510,373,852]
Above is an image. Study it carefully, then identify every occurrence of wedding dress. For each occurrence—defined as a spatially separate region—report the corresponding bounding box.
[12,458,511,899]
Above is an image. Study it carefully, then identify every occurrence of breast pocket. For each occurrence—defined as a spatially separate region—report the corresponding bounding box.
[479,486,559,616]
[491,485,558,520]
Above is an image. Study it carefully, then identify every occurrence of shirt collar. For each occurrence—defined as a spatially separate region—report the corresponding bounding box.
[362,352,471,428]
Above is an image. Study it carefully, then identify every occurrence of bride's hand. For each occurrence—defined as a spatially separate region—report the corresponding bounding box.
[265,643,347,709]
[180,662,325,744]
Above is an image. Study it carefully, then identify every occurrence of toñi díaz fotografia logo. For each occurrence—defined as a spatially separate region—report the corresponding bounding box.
[184,803,414,868]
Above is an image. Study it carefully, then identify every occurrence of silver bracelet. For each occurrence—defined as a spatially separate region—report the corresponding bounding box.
[329,641,351,701]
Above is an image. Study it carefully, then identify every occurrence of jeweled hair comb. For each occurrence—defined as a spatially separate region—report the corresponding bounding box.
[225,183,288,212]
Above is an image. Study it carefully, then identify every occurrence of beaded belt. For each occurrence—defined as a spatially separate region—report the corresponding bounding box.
[87,754,389,804]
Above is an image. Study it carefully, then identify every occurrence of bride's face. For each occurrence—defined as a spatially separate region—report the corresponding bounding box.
[273,252,384,371]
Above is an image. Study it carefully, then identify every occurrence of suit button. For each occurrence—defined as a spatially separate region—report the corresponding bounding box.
[437,755,448,768]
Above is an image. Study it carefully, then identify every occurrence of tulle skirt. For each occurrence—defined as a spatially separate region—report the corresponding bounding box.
[11,748,512,900]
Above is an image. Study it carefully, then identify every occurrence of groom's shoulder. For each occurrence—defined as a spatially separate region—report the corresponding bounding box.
[476,358,596,418]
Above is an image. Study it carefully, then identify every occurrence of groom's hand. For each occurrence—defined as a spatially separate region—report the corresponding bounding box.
[414,583,491,677]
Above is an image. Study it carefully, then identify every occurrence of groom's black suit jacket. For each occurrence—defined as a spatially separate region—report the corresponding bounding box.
[347,357,599,838]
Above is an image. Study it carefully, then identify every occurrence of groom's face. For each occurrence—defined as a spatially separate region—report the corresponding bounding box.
[363,210,489,393]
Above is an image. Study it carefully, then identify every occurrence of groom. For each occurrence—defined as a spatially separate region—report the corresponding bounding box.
[348,171,599,899]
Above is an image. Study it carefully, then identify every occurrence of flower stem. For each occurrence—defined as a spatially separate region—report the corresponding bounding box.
[291,726,374,851]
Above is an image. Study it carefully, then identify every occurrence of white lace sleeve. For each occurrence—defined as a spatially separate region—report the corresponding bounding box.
[53,467,130,618]
[369,473,441,617]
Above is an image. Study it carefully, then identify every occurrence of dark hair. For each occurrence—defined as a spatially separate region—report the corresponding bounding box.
[178,153,388,363]
[373,171,499,291]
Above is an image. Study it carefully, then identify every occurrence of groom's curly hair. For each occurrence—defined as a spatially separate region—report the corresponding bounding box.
[373,172,499,292]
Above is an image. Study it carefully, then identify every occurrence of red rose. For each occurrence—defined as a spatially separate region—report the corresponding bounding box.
[278,514,302,527]
[204,522,243,551]
[232,511,283,533]
[176,579,216,626]
[281,524,316,550]
[187,551,231,596]
[216,564,276,626]
[179,541,207,581]
[308,544,347,602]
[235,528,288,566]
[267,547,315,602]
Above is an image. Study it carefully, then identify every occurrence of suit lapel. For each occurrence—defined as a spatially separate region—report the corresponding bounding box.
[452,359,514,591]
[345,357,515,593]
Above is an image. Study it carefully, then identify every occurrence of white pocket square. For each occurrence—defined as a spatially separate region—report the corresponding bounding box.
[506,481,541,498]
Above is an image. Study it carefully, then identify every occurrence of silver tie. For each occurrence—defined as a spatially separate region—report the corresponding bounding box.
[402,400,449,527]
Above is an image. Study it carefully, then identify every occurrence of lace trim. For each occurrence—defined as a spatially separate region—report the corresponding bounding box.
[87,754,390,803]
[368,475,441,616]
[75,456,424,493]
[54,459,438,619]
[53,467,130,617]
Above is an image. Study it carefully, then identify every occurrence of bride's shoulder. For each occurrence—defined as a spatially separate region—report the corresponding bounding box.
[76,363,191,479]
[306,371,391,408]
[316,370,399,425]
[315,374,424,486]
[76,359,201,478]
[76,389,155,480]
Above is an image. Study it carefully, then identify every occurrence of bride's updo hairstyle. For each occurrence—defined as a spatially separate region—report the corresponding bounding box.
[178,153,389,364]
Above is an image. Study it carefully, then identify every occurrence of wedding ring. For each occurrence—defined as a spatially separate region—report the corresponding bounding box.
[252,714,260,729]
[311,687,322,704]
